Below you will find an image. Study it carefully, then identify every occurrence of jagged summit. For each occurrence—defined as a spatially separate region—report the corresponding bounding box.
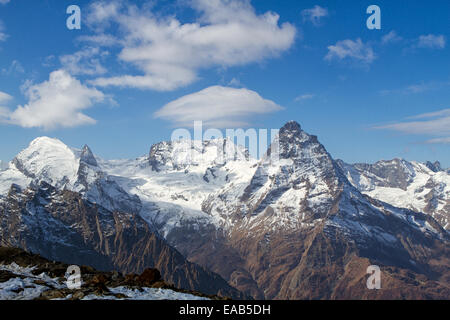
[80,144,98,167]
[271,121,329,165]
[426,161,442,172]
[279,120,302,134]
[202,120,345,230]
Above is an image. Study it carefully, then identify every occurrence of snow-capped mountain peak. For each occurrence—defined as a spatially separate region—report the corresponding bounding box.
[271,120,331,164]
[0,137,138,215]
[11,136,79,188]
[279,120,302,135]
[202,121,346,231]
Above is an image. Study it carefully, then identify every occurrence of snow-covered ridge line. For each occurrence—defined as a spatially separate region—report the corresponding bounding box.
[0,125,448,239]
[0,136,259,237]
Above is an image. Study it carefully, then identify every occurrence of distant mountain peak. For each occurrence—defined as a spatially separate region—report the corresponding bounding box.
[80,144,98,167]
[425,161,442,172]
[12,136,78,186]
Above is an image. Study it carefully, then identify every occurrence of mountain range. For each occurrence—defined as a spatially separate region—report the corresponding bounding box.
[0,121,448,299]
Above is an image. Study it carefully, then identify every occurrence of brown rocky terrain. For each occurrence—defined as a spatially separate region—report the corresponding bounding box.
[171,219,450,300]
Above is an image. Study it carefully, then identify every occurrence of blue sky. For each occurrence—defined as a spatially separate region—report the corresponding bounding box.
[0,0,449,166]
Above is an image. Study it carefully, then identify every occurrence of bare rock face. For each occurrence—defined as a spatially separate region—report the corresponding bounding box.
[425,161,442,173]
[80,145,98,167]
[348,159,416,191]
[0,182,244,299]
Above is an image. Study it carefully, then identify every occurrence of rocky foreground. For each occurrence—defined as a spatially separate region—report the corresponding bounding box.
[0,247,223,300]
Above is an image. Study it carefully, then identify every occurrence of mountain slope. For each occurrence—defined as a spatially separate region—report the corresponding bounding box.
[191,122,450,299]
[336,159,449,230]
[0,182,243,299]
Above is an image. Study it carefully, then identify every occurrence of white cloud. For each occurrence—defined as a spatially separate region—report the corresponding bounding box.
[380,80,450,95]
[60,47,108,76]
[77,34,120,47]
[0,0,10,5]
[154,85,283,128]
[1,60,24,75]
[86,1,121,27]
[382,31,402,44]
[407,109,450,120]
[376,114,450,135]
[294,93,315,102]
[416,34,446,49]
[0,20,8,42]
[85,0,296,91]
[301,5,328,26]
[0,91,12,120]
[0,106,9,118]
[1,70,105,130]
[0,91,12,103]
[425,137,450,144]
[404,83,436,94]
[42,55,56,67]
[375,108,450,144]
[228,78,242,87]
[325,38,375,64]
